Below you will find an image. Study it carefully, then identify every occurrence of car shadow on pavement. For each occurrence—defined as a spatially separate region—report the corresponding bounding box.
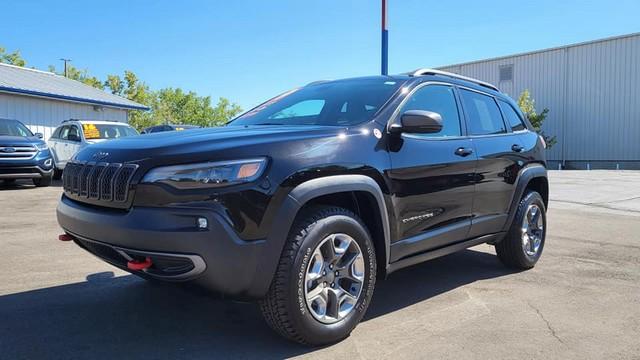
[0,249,515,359]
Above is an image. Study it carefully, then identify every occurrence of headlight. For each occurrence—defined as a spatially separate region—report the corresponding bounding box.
[141,158,267,189]
[35,143,48,151]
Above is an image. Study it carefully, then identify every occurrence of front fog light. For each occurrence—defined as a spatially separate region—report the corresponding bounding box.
[197,217,208,229]
[44,159,53,167]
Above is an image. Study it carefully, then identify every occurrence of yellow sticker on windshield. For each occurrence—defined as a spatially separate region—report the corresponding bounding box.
[82,123,101,139]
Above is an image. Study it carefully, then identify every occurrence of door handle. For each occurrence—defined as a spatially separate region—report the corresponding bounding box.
[455,147,473,157]
[511,144,524,152]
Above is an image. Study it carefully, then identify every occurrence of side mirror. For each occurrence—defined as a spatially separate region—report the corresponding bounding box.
[35,133,43,139]
[391,110,443,134]
[67,134,81,142]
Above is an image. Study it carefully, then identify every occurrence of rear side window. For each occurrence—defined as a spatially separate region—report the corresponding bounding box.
[460,89,506,135]
[498,100,526,131]
[399,84,461,137]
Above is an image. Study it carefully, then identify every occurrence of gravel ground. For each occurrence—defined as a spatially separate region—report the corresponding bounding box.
[0,170,638,359]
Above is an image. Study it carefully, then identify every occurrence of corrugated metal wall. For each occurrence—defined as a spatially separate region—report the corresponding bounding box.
[439,33,640,167]
[0,93,128,141]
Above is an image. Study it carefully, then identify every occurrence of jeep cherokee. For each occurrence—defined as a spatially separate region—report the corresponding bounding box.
[56,69,548,345]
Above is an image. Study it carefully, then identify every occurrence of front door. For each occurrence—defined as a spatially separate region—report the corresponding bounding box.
[388,83,477,262]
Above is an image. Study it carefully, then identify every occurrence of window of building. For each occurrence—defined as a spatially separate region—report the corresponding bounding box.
[499,64,514,82]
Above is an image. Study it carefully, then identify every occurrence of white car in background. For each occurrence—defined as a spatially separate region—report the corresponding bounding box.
[48,120,139,179]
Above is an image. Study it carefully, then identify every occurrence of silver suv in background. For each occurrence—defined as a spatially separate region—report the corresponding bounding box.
[48,120,138,178]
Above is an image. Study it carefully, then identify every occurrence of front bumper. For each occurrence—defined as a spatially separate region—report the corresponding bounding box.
[0,152,53,179]
[0,165,52,179]
[56,195,269,298]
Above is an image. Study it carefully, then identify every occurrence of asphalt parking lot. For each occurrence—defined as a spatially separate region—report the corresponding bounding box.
[1,171,639,359]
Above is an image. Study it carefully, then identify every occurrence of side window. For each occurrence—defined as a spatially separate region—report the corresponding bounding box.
[498,100,526,131]
[269,99,325,120]
[59,126,70,140]
[460,89,506,135]
[51,127,62,139]
[67,125,81,142]
[399,84,461,137]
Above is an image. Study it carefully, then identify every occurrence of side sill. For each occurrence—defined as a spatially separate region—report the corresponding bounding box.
[387,232,506,274]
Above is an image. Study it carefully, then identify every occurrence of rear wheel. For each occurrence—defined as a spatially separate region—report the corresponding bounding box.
[259,206,377,345]
[495,190,546,269]
[33,175,52,187]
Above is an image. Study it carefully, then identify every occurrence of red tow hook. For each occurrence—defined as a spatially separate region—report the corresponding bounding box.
[58,234,74,241]
[127,257,153,271]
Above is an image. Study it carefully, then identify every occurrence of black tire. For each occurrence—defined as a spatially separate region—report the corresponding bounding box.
[259,206,377,346]
[495,190,546,269]
[33,175,52,187]
[53,167,63,180]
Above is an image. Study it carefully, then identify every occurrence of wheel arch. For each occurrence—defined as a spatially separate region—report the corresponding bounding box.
[502,164,548,232]
[251,175,391,297]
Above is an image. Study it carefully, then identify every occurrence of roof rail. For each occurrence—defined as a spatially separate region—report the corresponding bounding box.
[408,68,500,92]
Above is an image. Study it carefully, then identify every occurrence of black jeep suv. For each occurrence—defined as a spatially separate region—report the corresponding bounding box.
[57,69,548,345]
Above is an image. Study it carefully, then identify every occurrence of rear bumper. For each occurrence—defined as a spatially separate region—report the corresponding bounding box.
[56,195,270,298]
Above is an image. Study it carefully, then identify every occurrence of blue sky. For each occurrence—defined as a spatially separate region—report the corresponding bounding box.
[2,0,639,109]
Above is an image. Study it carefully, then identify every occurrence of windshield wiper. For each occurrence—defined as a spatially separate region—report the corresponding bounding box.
[252,123,285,126]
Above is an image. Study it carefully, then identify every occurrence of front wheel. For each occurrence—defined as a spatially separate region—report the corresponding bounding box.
[495,190,547,269]
[259,206,377,345]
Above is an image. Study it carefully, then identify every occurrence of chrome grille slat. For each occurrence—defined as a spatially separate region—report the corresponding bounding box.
[63,160,138,204]
[0,145,37,160]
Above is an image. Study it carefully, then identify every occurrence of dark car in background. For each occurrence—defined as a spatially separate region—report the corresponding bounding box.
[141,124,201,134]
[0,118,53,187]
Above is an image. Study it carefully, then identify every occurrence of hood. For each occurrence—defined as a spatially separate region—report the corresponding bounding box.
[0,135,45,147]
[74,125,346,163]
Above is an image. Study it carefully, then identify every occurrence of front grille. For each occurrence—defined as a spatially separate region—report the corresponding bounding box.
[0,145,37,160]
[63,161,138,203]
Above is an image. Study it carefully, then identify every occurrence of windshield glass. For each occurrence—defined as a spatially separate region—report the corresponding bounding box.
[82,123,139,140]
[230,78,404,126]
[0,119,34,137]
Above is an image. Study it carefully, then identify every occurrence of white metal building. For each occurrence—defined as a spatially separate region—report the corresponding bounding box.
[438,32,640,169]
[0,63,148,140]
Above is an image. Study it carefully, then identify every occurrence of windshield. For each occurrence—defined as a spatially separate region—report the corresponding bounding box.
[230,78,404,127]
[0,119,34,137]
[82,123,139,140]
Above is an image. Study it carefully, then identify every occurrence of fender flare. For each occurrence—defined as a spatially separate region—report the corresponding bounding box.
[502,164,548,232]
[250,175,391,297]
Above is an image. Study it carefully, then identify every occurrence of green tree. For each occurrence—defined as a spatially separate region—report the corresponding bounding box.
[49,64,105,90]
[518,89,556,148]
[105,74,124,96]
[0,47,27,66]
[149,88,242,128]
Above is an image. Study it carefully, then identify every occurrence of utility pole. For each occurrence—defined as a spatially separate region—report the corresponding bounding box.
[59,58,72,77]
[381,0,388,75]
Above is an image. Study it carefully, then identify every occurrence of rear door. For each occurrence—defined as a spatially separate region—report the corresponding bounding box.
[388,83,477,262]
[458,88,526,238]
